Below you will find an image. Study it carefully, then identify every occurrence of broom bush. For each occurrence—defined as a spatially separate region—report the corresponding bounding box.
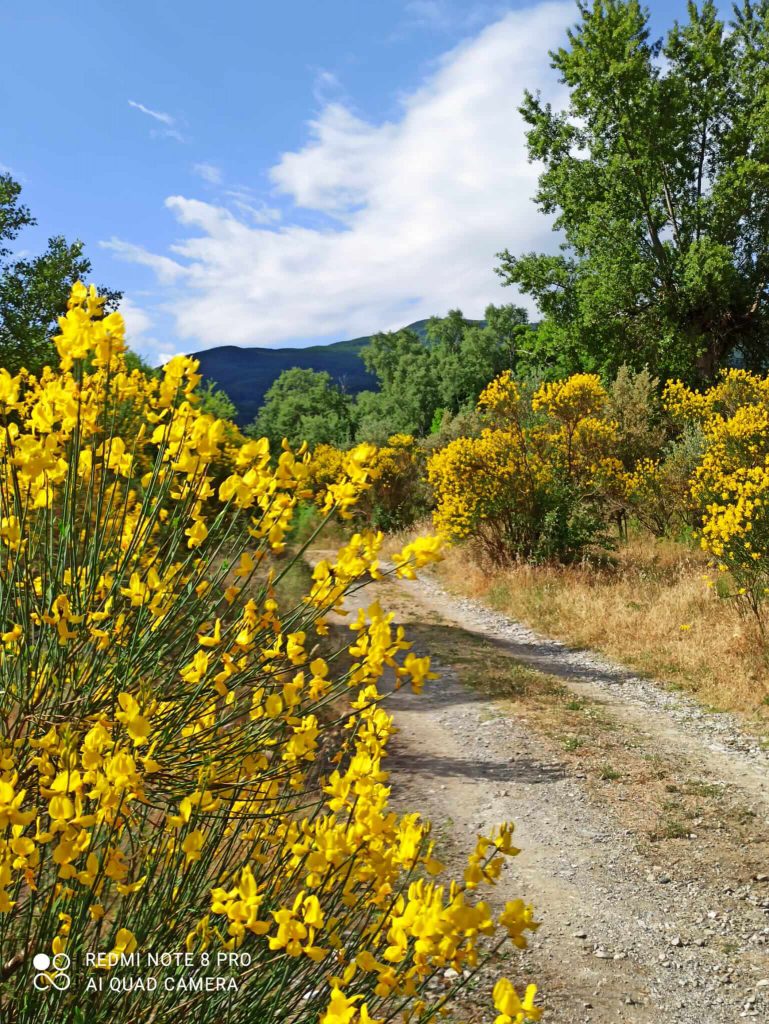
[0,284,540,1024]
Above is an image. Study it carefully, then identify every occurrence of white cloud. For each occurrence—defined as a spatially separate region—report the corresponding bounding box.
[101,238,186,284]
[110,3,571,348]
[114,296,162,364]
[189,165,282,221]
[128,100,175,126]
[223,188,282,224]
[193,162,223,185]
[117,296,186,366]
[404,0,452,30]
[270,103,389,218]
[118,296,152,337]
[312,69,343,104]
[128,100,185,142]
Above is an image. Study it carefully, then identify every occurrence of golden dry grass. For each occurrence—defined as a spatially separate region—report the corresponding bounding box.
[388,524,769,726]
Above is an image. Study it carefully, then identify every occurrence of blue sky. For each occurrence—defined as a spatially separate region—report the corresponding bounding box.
[2,0,697,362]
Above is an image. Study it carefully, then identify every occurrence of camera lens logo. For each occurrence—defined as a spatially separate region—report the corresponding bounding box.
[32,952,71,991]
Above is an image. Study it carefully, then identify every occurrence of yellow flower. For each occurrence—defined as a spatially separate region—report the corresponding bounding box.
[181,829,204,864]
[185,518,208,548]
[493,978,541,1023]
[115,693,152,746]
[392,534,443,579]
[109,928,138,961]
[320,987,361,1024]
[0,369,20,409]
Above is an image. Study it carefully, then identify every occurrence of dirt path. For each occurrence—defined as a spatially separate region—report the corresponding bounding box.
[349,566,769,1023]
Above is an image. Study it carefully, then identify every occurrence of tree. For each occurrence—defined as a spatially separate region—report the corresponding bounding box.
[197,379,238,421]
[354,307,531,439]
[434,304,531,414]
[427,310,478,415]
[483,303,534,366]
[248,367,353,450]
[425,308,469,352]
[359,328,439,437]
[497,0,769,381]
[0,173,120,374]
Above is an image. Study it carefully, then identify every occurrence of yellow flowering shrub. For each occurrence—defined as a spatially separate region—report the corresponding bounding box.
[0,285,540,1023]
[477,370,523,422]
[309,435,428,531]
[307,442,347,492]
[429,372,623,563]
[530,373,607,426]
[664,368,769,424]
[665,370,769,624]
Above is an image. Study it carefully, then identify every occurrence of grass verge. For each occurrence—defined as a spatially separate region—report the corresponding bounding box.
[386,523,769,724]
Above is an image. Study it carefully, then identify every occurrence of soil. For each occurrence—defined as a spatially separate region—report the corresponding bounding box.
[332,560,769,1023]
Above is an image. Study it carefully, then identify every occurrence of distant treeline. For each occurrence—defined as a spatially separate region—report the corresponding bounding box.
[249,306,532,449]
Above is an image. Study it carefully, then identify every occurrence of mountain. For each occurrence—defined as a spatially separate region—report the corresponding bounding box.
[191,319,435,425]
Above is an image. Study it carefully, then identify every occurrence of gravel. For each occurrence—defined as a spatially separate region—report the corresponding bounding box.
[377,568,769,1023]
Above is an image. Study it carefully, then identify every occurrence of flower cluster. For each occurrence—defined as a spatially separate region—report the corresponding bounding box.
[665,371,769,622]
[309,434,428,531]
[0,285,539,1024]
[428,372,623,563]
[531,373,607,426]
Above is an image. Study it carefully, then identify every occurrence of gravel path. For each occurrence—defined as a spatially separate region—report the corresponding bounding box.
[412,572,769,808]
[371,569,769,1023]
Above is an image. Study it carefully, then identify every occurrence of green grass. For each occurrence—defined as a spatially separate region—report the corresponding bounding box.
[564,698,586,711]
[562,735,585,751]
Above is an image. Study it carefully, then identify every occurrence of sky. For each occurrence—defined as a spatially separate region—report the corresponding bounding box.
[2,0,695,363]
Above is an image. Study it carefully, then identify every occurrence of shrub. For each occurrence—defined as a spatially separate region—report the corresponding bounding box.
[364,434,430,531]
[0,284,541,1024]
[428,371,622,563]
[664,370,769,626]
[606,365,665,468]
[422,405,484,451]
[309,436,429,533]
[623,424,706,537]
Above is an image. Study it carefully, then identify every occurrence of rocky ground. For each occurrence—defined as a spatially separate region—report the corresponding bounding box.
[362,566,769,1023]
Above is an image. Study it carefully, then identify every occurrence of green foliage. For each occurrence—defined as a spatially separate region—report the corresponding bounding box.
[123,349,156,375]
[0,175,30,254]
[497,0,769,381]
[359,327,438,437]
[368,439,431,532]
[423,406,484,453]
[431,307,530,416]
[248,366,353,449]
[0,173,120,374]
[606,364,666,468]
[285,500,323,547]
[355,303,529,440]
[429,407,447,434]
[353,388,418,443]
[197,378,238,420]
[624,422,707,536]
[530,477,612,564]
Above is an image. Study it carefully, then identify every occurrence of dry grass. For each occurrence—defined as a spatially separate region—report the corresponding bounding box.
[387,524,769,725]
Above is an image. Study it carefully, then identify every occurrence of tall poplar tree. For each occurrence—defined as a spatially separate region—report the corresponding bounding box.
[498,0,769,380]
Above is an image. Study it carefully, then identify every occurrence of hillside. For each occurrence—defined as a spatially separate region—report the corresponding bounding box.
[190,319,437,425]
